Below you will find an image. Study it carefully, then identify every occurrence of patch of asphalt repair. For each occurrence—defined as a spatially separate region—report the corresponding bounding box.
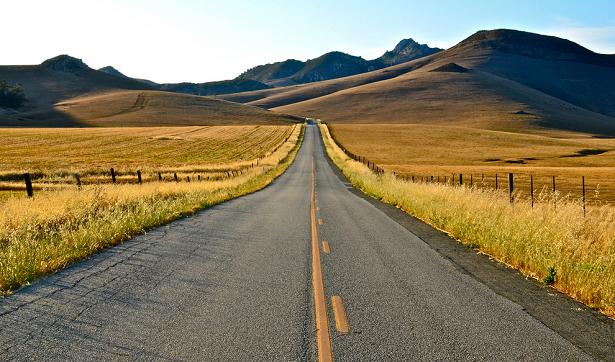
[323,148,615,362]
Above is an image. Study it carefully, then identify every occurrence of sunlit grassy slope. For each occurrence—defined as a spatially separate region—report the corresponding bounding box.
[329,123,615,203]
[0,124,303,294]
[320,123,615,318]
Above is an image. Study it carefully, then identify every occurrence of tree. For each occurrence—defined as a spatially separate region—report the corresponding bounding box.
[0,80,27,109]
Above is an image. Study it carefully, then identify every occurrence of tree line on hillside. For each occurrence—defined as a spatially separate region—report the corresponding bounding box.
[0,80,27,109]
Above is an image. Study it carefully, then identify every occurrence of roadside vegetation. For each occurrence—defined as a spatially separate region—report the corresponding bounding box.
[320,123,615,318]
[0,124,303,294]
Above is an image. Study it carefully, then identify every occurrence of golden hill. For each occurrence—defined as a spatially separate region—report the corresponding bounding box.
[221,29,615,136]
[0,55,299,127]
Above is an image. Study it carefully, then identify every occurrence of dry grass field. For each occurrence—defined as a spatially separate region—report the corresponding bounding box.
[52,90,299,127]
[320,123,615,318]
[0,125,294,197]
[0,124,303,293]
[329,123,615,204]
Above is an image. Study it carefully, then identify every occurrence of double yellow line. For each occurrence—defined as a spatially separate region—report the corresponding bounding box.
[312,157,333,361]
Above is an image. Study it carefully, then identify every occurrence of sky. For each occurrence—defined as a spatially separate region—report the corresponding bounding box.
[3,0,615,84]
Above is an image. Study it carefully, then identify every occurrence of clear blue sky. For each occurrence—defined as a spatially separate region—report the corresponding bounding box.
[4,0,615,83]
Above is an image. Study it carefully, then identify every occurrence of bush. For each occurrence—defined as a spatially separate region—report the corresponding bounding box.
[0,80,27,109]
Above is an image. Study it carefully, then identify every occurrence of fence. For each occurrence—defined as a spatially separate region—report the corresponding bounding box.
[10,128,299,199]
[332,136,614,211]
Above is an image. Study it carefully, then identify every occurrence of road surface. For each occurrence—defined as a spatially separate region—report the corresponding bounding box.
[0,122,611,361]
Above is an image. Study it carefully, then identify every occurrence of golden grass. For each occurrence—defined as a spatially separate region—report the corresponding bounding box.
[329,123,615,204]
[0,124,304,294]
[320,123,615,318]
[0,125,294,197]
[51,90,299,127]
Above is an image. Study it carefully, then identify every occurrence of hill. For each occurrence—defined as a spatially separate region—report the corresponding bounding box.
[0,55,299,127]
[98,65,272,96]
[236,39,442,86]
[221,29,615,136]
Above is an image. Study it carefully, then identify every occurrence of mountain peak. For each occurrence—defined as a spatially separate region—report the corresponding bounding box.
[41,55,89,72]
[379,38,443,66]
[98,66,128,78]
[458,29,615,68]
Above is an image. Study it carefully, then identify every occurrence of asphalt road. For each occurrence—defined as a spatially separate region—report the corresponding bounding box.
[0,122,610,361]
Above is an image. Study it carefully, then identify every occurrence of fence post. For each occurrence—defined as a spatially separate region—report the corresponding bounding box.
[582,176,586,217]
[187,176,190,182]
[158,172,162,181]
[412,176,415,182]
[553,176,556,209]
[482,174,485,191]
[530,175,534,208]
[495,173,498,190]
[137,170,142,184]
[508,173,514,203]
[430,176,433,183]
[174,173,178,182]
[74,173,81,189]
[111,168,116,183]
[459,174,463,187]
[24,173,34,197]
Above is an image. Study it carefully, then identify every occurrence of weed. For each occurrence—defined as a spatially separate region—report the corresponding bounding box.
[543,267,557,284]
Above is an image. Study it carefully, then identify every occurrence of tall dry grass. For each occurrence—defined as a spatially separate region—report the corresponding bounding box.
[320,123,615,317]
[0,125,304,294]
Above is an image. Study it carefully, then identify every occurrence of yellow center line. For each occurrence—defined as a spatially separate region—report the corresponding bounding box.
[312,157,333,361]
[322,242,330,254]
[331,296,349,334]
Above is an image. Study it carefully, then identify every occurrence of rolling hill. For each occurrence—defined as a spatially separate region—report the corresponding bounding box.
[221,29,615,136]
[0,55,299,126]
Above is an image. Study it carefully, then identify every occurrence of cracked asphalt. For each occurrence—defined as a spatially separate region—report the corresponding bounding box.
[0,122,612,361]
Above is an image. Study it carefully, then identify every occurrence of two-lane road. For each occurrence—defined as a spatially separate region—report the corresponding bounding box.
[0,123,600,360]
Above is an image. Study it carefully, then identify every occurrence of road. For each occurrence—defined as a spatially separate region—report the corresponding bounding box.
[0,122,609,361]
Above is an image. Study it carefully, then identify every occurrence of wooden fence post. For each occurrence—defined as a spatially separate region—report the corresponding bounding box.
[530,175,534,208]
[509,173,514,203]
[158,172,162,181]
[582,176,586,217]
[174,173,178,182]
[137,170,142,184]
[187,176,190,182]
[482,174,485,191]
[553,176,556,209]
[459,174,463,187]
[111,168,116,183]
[74,173,81,189]
[495,173,498,190]
[24,173,33,198]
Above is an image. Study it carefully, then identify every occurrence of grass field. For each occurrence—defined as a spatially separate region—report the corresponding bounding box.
[0,124,303,293]
[329,123,615,204]
[0,125,294,198]
[320,123,615,318]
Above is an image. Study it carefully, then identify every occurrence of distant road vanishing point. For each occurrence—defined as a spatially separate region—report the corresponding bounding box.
[0,122,605,361]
